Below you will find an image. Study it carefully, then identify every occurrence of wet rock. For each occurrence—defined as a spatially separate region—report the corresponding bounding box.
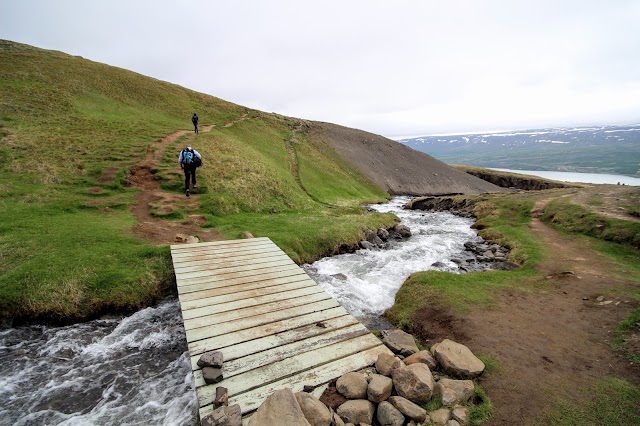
[431,339,485,378]
[393,224,412,238]
[337,372,368,399]
[431,261,447,268]
[364,229,384,246]
[391,364,435,404]
[360,241,375,250]
[198,351,224,368]
[376,401,405,426]
[375,353,404,377]
[331,273,348,281]
[452,405,470,424]
[377,228,390,241]
[367,374,393,403]
[482,250,495,259]
[248,388,311,426]
[201,404,241,426]
[403,350,437,370]
[381,329,420,356]
[388,396,427,422]
[336,400,375,425]
[295,392,332,426]
[437,378,475,406]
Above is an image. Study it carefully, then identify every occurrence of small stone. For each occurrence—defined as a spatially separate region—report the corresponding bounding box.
[376,401,405,426]
[392,364,435,404]
[214,386,228,408]
[316,321,327,328]
[242,231,254,239]
[437,378,475,406]
[451,405,470,424]
[367,374,393,403]
[201,404,241,426]
[185,236,199,244]
[376,353,404,376]
[336,400,375,425]
[582,297,589,300]
[447,420,461,426]
[337,372,368,399]
[388,396,427,422]
[202,367,224,384]
[403,350,437,370]
[331,273,348,281]
[303,385,315,392]
[381,329,420,356]
[429,408,451,425]
[360,241,375,250]
[596,295,605,302]
[198,351,224,368]
[431,339,485,378]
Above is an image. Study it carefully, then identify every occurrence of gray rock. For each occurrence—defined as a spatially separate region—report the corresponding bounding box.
[431,261,447,268]
[451,405,470,424]
[377,228,390,241]
[391,364,435,404]
[388,396,427,422]
[429,408,451,425]
[437,378,475,406]
[331,410,346,426]
[376,401,405,426]
[336,400,375,425]
[482,250,495,259]
[295,392,332,426]
[430,339,485,378]
[367,374,393,403]
[331,273,348,281]
[198,351,224,368]
[248,388,311,426]
[375,353,404,377]
[381,329,420,356]
[448,420,461,426]
[336,372,368,399]
[202,367,224,384]
[201,404,241,426]
[393,224,412,238]
[403,350,437,370]
[360,240,374,250]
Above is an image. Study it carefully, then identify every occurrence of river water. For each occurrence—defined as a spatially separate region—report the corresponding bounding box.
[1,197,478,425]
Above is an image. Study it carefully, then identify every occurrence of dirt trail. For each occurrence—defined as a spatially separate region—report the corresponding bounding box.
[412,197,639,425]
[125,125,222,245]
[567,184,640,223]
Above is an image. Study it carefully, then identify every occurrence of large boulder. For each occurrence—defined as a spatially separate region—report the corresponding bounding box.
[437,379,475,406]
[430,339,485,378]
[375,353,404,377]
[376,401,405,426]
[403,350,437,370]
[247,388,311,426]
[336,400,375,425]
[367,374,393,403]
[381,329,420,356]
[295,392,332,426]
[388,396,427,422]
[336,372,368,399]
[391,364,435,404]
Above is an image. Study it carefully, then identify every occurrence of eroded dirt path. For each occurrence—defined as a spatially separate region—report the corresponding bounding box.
[126,125,222,245]
[412,197,639,425]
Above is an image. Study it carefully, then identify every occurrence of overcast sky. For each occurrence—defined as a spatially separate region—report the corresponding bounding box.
[2,1,639,138]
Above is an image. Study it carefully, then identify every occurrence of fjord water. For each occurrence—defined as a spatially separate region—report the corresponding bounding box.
[490,169,640,186]
[1,197,477,424]
[304,196,477,318]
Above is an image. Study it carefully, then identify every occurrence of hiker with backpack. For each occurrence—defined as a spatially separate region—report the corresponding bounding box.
[179,144,202,196]
[192,113,199,134]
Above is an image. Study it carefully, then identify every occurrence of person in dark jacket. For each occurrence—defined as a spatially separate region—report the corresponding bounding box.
[178,145,202,196]
[192,113,199,134]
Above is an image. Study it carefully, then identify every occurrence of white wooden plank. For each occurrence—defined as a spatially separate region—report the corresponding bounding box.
[170,237,270,251]
[177,268,307,295]
[185,298,340,343]
[188,306,350,356]
[183,291,332,332]
[172,247,285,267]
[178,274,312,303]
[170,242,278,261]
[192,323,370,387]
[173,252,292,274]
[176,263,301,288]
[181,286,326,320]
[197,334,383,402]
[180,278,318,311]
[199,345,392,417]
[175,258,296,281]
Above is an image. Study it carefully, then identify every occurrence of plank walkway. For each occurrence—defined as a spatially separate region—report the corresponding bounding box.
[170,237,393,421]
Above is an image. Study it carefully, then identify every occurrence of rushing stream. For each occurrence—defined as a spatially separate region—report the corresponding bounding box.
[1,197,479,424]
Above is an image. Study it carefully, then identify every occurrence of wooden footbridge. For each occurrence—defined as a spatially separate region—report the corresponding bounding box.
[170,237,392,421]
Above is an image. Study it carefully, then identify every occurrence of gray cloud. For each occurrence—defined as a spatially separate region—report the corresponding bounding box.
[2,0,639,137]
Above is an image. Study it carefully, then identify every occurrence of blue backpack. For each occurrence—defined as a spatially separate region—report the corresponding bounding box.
[183,150,194,165]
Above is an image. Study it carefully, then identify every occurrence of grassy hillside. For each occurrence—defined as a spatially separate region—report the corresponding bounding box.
[0,40,394,322]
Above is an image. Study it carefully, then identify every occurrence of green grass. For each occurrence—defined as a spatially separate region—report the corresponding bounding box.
[537,377,640,426]
[0,40,394,321]
[469,385,493,425]
[386,195,545,327]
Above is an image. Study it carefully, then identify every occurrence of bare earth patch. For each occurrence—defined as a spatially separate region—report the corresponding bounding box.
[569,184,640,223]
[410,198,640,425]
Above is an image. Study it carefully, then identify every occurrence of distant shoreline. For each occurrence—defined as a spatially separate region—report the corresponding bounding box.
[489,168,640,186]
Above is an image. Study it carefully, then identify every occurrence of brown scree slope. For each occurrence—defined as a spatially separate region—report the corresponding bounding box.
[308,121,506,196]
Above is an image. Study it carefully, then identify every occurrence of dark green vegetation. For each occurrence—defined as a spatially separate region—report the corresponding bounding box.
[537,377,640,426]
[401,126,640,177]
[0,40,394,321]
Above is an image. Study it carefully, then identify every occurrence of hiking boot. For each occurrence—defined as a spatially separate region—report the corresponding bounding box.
[192,184,197,189]
[185,189,190,197]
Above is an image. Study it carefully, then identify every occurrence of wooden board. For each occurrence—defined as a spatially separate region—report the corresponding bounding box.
[170,238,393,420]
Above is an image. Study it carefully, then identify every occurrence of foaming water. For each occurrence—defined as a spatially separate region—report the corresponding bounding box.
[304,196,477,318]
[0,300,197,426]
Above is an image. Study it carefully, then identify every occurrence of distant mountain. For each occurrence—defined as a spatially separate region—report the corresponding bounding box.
[398,125,640,177]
